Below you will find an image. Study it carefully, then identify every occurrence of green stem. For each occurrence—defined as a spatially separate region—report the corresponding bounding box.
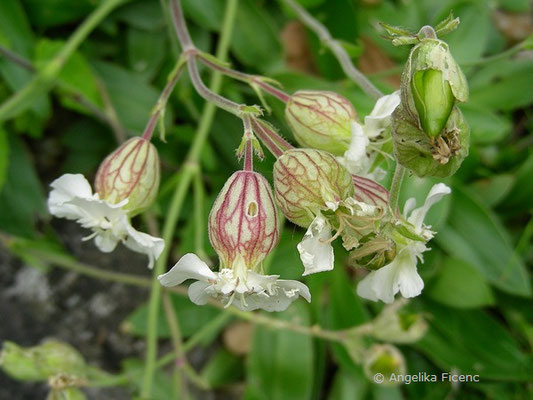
[388,163,405,212]
[140,0,239,396]
[282,0,383,100]
[0,0,130,122]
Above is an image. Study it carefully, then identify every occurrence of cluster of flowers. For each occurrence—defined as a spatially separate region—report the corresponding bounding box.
[48,23,468,312]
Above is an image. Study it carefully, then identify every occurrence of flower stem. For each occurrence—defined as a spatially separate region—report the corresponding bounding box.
[142,57,187,141]
[251,119,293,158]
[140,0,239,397]
[282,0,383,100]
[0,0,131,122]
[389,163,405,212]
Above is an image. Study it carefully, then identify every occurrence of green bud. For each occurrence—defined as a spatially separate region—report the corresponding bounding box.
[285,91,357,155]
[273,149,354,227]
[363,344,406,386]
[371,300,427,344]
[0,341,86,382]
[411,69,454,137]
[94,137,160,216]
[392,104,469,177]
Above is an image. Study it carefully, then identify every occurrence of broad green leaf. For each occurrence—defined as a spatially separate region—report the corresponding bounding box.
[427,258,495,308]
[21,0,95,28]
[471,174,515,208]
[469,59,533,111]
[127,27,166,82]
[91,61,160,134]
[35,39,103,114]
[200,348,244,387]
[436,187,531,296]
[115,0,165,31]
[0,0,50,119]
[459,104,511,144]
[232,0,281,71]
[328,368,368,400]
[0,128,9,191]
[501,153,533,212]
[446,1,490,64]
[0,134,46,237]
[182,0,224,31]
[121,358,173,400]
[416,302,533,380]
[245,302,314,400]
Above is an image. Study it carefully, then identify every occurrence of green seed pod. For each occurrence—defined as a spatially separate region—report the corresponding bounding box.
[0,341,86,382]
[401,37,468,129]
[392,104,469,177]
[273,149,354,227]
[94,137,160,216]
[285,91,357,155]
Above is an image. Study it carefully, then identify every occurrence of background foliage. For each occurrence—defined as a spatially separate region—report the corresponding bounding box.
[0,0,532,399]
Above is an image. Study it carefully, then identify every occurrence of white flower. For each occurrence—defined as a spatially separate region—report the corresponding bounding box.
[338,92,400,178]
[297,214,335,276]
[158,253,311,312]
[48,174,164,268]
[356,183,451,303]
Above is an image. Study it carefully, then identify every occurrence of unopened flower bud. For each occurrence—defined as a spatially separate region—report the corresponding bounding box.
[0,341,86,382]
[285,91,358,155]
[273,149,354,227]
[208,171,280,270]
[392,105,469,177]
[363,344,406,386]
[371,300,427,343]
[94,137,160,215]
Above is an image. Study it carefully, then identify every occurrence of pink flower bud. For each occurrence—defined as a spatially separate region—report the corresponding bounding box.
[94,137,160,215]
[273,149,354,227]
[208,171,280,270]
[285,91,358,155]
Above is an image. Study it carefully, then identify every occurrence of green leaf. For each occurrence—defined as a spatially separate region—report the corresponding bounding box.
[0,128,9,191]
[416,302,533,380]
[427,258,495,308]
[115,0,165,31]
[35,39,103,114]
[91,60,160,134]
[471,174,515,208]
[459,104,511,144]
[0,134,46,237]
[245,302,314,400]
[200,348,244,387]
[469,59,533,111]
[127,27,166,82]
[21,0,95,28]
[501,153,533,212]
[436,186,530,296]
[182,0,224,31]
[327,368,368,400]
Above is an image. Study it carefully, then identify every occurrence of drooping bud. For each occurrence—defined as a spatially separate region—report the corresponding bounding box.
[0,341,86,382]
[208,171,280,270]
[285,91,358,155]
[363,344,406,386]
[273,149,354,227]
[371,300,427,343]
[94,137,160,215]
[392,104,469,177]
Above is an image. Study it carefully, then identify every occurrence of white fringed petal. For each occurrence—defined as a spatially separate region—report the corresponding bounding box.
[158,253,217,287]
[407,183,451,232]
[363,91,401,138]
[297,215,334,276]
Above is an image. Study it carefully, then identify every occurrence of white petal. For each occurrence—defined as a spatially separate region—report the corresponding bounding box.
[341,122,370,175]
[158,253,216,287]
[408,183,451,231]
[277,279,312,303]
[297,215,334,276]
[238,280,311,312]
[48,174,95,220]
[364,92,400,138]
[397,256,424,299]
[65,197,127,230]
[188,281,212,305]
[122,221,165,269]
[357,263,397,304]
[94,232,119,253]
